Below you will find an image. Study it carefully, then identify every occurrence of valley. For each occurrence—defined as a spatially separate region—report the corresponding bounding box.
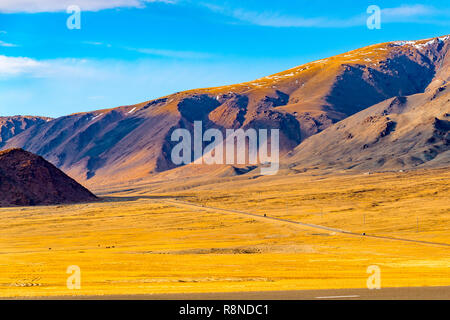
[0,168,448,298]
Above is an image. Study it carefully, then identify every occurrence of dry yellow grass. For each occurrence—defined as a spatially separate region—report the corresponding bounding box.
[0,169,449,298]
[173,169,450,243]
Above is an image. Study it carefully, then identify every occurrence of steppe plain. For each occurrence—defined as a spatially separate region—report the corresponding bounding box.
[0,168,448,298]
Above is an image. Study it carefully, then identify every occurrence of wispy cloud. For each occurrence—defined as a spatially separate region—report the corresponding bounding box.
[380,4,445,22]
[82,41,213,59]
[83,41,104,46]
[201,3,447,28]
[127,47,214,59]
[0,55,42,76]
[0,55,101,78]
[0,30,18,47]
[83,41,112,48]
[0,54,267,117]
[0,40,17,47]
[0,0,176,13]
[382,4,435,18]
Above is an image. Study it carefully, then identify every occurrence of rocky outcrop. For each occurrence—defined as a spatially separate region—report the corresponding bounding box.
[0,148,97,207]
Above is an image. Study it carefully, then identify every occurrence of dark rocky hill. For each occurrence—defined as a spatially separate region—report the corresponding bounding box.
[0,148,97,207]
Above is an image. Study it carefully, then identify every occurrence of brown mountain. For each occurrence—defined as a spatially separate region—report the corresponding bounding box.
[284,83,450,173]
[0,148,97,207]
[284,36,450,173]
[1,35,449,185]
[0,116,51,147]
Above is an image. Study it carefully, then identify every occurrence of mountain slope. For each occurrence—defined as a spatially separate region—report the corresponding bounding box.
[0,116,51,147]
[284,82,450,172]
[0,149,97,207]
[2,35,449,185]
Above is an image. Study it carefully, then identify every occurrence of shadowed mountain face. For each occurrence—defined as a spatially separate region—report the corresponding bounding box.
[1,35,449,185]
[284,84,450,172]
[0,116,51,148]
[0,149,97,207]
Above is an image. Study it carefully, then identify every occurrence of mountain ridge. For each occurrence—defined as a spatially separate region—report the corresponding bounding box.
[1,35,449,186]
[0,116,52,148]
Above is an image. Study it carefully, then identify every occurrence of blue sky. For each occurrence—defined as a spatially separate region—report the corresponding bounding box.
[0,0,449,117]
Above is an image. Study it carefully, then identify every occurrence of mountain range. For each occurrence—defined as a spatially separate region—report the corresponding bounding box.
[1,35,449,186]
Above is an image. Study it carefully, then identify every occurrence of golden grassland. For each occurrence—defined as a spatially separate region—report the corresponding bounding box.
[0,168,449,297]
[171,168,450,244]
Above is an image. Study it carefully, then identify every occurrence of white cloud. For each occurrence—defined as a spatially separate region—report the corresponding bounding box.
[380,4,448,22]
[83,41,112,48]
[0,54,273,117]
[382,4,435,18]
[0,55,99,78]
[202,4,360,28]
[128,47,214,59]
[0,40,17,47]
[0,55,42,76]
[0,30,17,47]
[83,41,104,46]
[228,9,331,28]
[81,41,212,59]
[0,49,213,80]
[201,3,447,28]
[0,0,175,13]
